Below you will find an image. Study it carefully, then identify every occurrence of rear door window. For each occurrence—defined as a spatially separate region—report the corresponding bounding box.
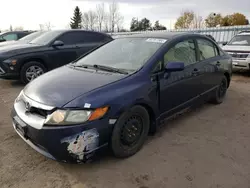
[197,38,218,60]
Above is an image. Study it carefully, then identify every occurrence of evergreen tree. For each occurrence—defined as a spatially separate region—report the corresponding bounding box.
[70,6,82,29]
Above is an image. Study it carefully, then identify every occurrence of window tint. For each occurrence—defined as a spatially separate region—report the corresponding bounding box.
[57,32,82,45]
[3,33,18,41]
[164,39,196,67]
[18,32,29,39]
[197,39,218,60]
[83,32,107,42]
[58,32,107,45]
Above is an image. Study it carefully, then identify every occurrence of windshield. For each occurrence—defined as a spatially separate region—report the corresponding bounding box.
[19,31,46,42]
[228,35,250,46]
[29,30,63,45]
[74,37,166,71]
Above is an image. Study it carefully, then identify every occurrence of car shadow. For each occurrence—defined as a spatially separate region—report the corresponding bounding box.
[233,71,250,77]
[10,80,25,87]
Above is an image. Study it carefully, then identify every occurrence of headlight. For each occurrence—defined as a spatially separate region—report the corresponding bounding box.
[247,54,250,59]
[45,106,109,125]
[3,58,17,65]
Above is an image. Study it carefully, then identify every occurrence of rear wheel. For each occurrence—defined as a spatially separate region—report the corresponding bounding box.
[210,75,228,104]
[20,61,46,84]
[111,105,150,158]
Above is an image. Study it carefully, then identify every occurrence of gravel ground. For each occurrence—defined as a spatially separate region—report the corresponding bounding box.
[1,74,250,188]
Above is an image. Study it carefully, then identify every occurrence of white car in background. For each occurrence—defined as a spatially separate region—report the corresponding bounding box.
[222,31,250,71]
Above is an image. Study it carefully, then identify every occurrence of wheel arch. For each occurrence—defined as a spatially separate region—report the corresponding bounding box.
[20,57,48,71]
[115,101,158,135]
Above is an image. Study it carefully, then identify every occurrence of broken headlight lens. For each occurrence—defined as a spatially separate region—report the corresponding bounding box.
[44,106,109,125]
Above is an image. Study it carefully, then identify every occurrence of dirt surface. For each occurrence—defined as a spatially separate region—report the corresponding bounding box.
[1,74,250,188]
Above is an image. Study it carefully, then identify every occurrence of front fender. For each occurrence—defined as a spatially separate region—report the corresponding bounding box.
[63,77,159,119]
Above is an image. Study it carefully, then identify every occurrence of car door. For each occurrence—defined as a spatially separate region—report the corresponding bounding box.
[194,37,223,97]
[156,39,202,116]
[74,32,109,58]
[47,31,79,68]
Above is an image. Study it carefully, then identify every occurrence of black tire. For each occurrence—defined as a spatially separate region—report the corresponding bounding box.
[111,105,150,158]
[210,75,228,104]
[20,61,46,84]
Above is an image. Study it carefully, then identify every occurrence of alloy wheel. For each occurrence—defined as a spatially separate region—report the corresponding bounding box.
[26,65,44,81]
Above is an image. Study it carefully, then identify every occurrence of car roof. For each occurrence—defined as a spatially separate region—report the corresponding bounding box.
[118,32,204,40]
[50,29,112,38]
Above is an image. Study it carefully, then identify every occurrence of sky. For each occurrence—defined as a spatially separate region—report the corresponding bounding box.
[0,0,250,31]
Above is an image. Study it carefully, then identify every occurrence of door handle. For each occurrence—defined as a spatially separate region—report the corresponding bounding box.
[216,61,221,66]
[192,68,200,76]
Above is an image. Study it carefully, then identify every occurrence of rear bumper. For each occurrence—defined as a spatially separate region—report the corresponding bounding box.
[11,108,114,163]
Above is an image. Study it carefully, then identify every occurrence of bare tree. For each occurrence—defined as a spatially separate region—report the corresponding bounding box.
[96,3,105,31]
[14,26,24,31]
[82,12,90,30]
[116,15,124,32]
[103,12,109,32]
[192,14,204,28]
[44,22,52,30]
[109,1,119,32]
[39,24,44,31]
[88,10,97,31]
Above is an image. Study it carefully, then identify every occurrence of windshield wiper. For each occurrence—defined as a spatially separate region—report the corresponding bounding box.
[93,64,128,74]
[73,64,128,75]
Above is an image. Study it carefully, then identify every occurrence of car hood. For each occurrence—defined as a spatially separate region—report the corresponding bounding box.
[23,65,128,107]
[0,43,42,56]
[222,45,250,52]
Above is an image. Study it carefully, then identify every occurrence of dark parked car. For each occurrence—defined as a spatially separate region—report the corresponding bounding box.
[0,31,33,42]
[0,30,113,83]
[0,31,46,47]
[11,32,232,163]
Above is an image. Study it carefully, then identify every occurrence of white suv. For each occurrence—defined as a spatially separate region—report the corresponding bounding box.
[222,31,250,71]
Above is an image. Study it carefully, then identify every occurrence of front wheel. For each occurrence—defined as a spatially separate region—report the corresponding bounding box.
[111,105,150,158]
[20,61,46,84]
[210,75,228,104]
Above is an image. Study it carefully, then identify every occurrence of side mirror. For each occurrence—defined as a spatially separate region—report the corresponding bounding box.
[52,40,64,47]
[165,62,185,72]
[222,42,227,46]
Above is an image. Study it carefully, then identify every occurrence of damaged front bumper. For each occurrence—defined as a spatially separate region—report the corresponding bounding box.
[11,108,113,163]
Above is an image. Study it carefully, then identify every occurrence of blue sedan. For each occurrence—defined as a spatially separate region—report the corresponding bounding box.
[11,32,232,163]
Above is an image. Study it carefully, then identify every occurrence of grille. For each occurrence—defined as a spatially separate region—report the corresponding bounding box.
[20,93,54,119]
[29,107,48,118]
[226,51,249,59]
